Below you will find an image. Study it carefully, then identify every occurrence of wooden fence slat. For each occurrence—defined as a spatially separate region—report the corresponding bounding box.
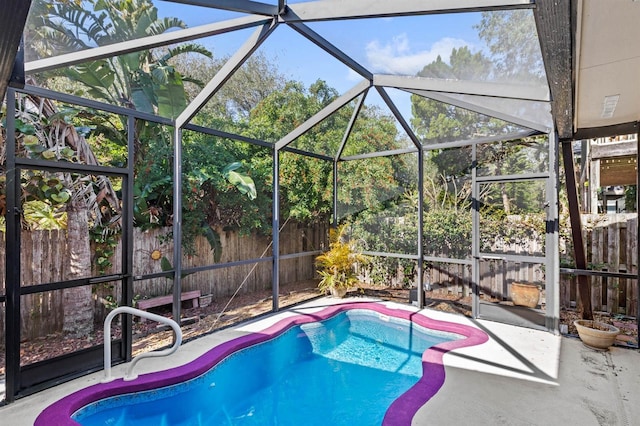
[592,226,604,310]
[2,213,638,339]
[607,220,620,313]
[0,222,325,341]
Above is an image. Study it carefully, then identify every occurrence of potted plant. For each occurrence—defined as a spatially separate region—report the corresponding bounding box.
[510,282,541,308]
[570,263,619,349]
[316,224,367,298]
[574,320,620,350]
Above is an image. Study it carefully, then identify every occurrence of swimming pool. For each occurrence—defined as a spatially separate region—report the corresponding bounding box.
[36,302,488,425]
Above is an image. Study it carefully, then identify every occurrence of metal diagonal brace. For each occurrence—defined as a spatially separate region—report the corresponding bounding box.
[175,20,278,129]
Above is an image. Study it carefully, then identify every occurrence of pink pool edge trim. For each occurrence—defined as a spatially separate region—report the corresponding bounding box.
[35,301,488,426]
[381,307,488,425]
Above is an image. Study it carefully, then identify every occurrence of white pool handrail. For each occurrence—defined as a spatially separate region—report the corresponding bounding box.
[102,306,182,383]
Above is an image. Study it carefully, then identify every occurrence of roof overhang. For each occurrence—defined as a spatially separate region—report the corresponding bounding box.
[572,0,640,139]
[0,0,31,101]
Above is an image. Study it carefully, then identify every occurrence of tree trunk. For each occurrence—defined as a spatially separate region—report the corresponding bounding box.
[500,183,511,214]
[63,196,94,337]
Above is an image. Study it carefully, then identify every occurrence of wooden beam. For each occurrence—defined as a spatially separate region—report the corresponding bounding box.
[562,141,592,319]
[0,0,32,102]
[534,0,573,139]
[599,156,638,186]
[574,122,640,140]
[591,140,637,159]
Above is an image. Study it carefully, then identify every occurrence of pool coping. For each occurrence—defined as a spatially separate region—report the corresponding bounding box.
[35,301,488,426]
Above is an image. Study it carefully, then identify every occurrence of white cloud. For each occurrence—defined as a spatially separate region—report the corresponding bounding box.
[365,34,471,75]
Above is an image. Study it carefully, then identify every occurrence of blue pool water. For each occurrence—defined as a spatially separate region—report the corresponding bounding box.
[73,310,460,425]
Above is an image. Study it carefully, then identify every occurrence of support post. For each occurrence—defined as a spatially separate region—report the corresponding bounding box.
[471,144,480,317]
[272,148,280,311]
[636,127,639,345]
[546,131,560,331]
[122,115,136,361]
[172,128,183,322]
[561,140,593,319]
[417,149,425,308]
[333,160,338,227]
[5,88,20,402]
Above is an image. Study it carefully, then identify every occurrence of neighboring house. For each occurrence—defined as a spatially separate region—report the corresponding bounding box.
[574,134,638,214]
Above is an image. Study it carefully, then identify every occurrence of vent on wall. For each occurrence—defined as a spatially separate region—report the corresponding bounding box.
[601,95,620,118]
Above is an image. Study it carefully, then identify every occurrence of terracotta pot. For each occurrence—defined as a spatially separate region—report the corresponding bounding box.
[574,320,620,350]
[329,287,348,298]
[510,282,540,308]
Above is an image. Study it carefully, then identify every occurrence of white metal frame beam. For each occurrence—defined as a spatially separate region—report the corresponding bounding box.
[275,79,370,150]
[25,15,270,74]
[336,92,367,160]
[168,0,278,16]
[284,0,533,21]
[287,22,372,81]
[374,74,550,102]
[376,87,422,149]
[176,20,277,128]
[409,89,552,133]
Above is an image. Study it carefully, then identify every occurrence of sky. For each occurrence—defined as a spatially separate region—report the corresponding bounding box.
[153,1,485,120]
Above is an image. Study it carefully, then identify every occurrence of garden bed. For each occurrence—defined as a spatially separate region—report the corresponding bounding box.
[2,282,637,377]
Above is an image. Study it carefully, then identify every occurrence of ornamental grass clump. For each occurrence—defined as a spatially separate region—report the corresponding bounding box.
[316,224,368,296]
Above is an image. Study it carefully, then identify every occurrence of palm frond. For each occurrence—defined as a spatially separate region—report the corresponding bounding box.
[161,43,213,63]
[64,61,116,103]
[148,17,186,36]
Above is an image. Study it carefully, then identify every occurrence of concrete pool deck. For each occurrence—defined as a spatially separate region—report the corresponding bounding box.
[1,297,639,425]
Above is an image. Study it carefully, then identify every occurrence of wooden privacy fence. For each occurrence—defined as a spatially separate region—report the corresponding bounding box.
[2,214,638,341]
[0,221,327,341]
[561,214,638,317]
[422,258,545,303]
[419,214,639,318]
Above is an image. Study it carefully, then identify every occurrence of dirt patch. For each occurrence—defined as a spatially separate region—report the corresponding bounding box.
[1,282,637,376]
[560,308,638,347]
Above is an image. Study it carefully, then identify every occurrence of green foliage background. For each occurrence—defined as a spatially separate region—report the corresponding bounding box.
[1,2,556,286]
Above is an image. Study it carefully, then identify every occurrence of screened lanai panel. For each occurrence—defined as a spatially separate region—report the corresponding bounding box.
[278,152,329,306]
[286,97,360,158]
[414,96,535,147]
[26,34,240,120]
[409,90,553,134]
[13,93,129,167]
[23,0,250,63]
[20,170,124,283]
[279,152,332,249]
[478,180,547,257]
[179,130,273,268]
[132,120,173,279]
[306,9,546,84]
[375,87,415,134]
[278,151,330,303]
[477,137,549,177]
[422,146,472,260]
[191,24,361,144]
[339,153,419,255]
[19,281,121,366]
[305,13,482,78]
[155,1,250,26]
[340,90,416,158]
